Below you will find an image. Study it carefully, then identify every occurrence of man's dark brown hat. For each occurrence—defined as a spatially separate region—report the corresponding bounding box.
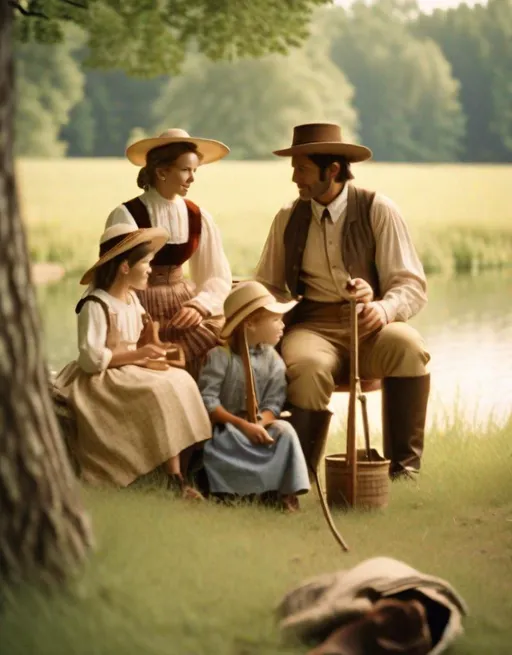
[273,123,372,163]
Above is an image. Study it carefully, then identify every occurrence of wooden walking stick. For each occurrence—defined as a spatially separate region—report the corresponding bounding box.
[240,324,259,424]
[346,296,359,506]
[240,323,349,552]
[346,283,373,507]
[310,463,350,552]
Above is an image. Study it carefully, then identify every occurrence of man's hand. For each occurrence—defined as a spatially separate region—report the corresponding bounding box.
[346,278,373,304]
[357,301,388,335]
[168,307,203,329]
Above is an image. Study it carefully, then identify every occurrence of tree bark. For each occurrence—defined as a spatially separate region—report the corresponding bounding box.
[0,0,93,588]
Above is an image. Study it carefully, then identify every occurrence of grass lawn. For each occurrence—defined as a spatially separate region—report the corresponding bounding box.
[2,418,511,655]
[16,159,512,276]
[8,158,512,652]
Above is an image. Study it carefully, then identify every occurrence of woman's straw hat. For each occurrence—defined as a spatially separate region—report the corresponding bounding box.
[126,128,230,167]
[80,224,169,285]
[221,281,297,339]
[273,123,372,163]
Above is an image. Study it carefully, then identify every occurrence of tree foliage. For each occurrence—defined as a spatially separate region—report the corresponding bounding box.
[414,0,512,161]
[328,1,465,161]
[153,48,358,160]
[14,25,83,156]
[10,0,512,162]
[485,0,512,155]
[62,68,165,156]
[12,0,331,76]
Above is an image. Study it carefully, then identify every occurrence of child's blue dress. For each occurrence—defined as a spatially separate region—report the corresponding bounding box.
[198,344,310,496]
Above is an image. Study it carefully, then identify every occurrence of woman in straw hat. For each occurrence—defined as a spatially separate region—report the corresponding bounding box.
[197,281,310,511]
[53,224,211,498]
[105,128,232,379]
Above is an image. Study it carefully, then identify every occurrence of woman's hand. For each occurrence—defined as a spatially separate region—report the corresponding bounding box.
[168,307,203,329]
[346,277,374,303]
[240,421,275,445]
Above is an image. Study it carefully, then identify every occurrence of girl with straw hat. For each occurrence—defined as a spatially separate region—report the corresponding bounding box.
[197,281,310,511]
[53,224,211,498]
[106,128,232,379]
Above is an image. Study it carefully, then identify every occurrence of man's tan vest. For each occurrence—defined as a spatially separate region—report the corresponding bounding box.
[283,184,379,299]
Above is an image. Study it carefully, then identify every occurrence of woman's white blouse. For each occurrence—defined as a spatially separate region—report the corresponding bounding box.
[77,290,145,373]
[106,188,232,316]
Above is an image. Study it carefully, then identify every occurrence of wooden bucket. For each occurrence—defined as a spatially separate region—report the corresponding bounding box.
[325,449,390,509]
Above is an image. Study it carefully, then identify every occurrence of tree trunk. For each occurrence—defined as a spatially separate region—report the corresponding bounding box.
[0,1,93,588]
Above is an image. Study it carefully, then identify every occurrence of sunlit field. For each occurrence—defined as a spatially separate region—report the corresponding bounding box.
[17,158,512,277]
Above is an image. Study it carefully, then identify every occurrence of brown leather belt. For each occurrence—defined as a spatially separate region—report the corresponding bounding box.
[293,298,350,324]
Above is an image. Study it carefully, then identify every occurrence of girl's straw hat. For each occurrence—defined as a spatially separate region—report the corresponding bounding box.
[221,281,297,339]
[126,128,230,167]
[80,224,169,285]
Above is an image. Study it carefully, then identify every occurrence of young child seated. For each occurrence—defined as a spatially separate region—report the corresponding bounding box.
[198,281,310,511]
[53,223,211,498]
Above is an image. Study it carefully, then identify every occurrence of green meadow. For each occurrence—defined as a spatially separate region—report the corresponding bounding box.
[4,158,511,654]
[17,158,512,277]
[2,417,512,655]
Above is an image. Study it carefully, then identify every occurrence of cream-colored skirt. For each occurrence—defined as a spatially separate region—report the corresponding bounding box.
[54,362,211,487]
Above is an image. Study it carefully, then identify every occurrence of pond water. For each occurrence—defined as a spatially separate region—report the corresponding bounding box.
[37,269,512,431]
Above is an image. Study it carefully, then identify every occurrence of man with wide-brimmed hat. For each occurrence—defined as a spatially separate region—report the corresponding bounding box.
[255,123,430,481]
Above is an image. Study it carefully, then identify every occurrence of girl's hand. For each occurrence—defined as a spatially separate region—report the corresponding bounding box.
[241,421,274,445]
[109,342,166,369]
[136,343,167,360]
[168,307,203,329]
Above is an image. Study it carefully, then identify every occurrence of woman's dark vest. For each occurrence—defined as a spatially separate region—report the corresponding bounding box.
[123,197,202,267]
[283,184,380,298]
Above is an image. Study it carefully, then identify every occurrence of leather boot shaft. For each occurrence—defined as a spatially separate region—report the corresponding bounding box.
[285,406,333,474]
[382,374,430,477]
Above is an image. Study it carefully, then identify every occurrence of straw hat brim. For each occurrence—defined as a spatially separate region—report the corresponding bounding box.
[80,227,169,286]
[273,142,372,163]
[126,136,230,167]
[221,296,298,339]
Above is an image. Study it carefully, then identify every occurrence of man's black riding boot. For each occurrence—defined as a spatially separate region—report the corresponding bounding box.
[382,374,431,480]
[285,406,333,478]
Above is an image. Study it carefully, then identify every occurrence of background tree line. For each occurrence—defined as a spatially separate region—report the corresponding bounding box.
[13,0,512,163]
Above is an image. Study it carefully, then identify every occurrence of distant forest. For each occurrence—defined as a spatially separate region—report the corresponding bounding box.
[14,0,512,162]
